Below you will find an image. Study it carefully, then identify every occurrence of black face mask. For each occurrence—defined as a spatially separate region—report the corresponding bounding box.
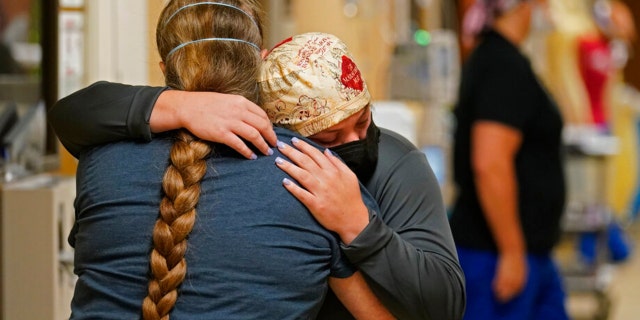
[330,121,380,184]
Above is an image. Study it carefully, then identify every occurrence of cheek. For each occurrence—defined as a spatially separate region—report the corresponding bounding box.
[358,128,368,140]
[341,130,363,144]
[358,118,372,139]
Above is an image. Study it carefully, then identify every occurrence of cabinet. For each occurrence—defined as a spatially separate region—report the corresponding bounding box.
[1,174,75,320]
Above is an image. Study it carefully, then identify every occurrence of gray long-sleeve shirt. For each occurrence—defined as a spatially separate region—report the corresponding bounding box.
[49,81,466,320]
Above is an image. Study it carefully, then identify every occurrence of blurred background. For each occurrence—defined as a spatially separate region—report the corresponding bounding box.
[0,0,639,319]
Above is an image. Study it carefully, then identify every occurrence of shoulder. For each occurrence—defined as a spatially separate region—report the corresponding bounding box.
[376,128,428,172]
[378,128,420,157]
[274,127,304,143]
[369,128,443,214]
[470,31,528,73]
[274,127,300,141]
[79,136,172,167]
[274,126,325,150]
[464,38,536,108]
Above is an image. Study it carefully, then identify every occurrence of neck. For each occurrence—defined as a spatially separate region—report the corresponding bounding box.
[494,22,525,46]
[492,4,530,46]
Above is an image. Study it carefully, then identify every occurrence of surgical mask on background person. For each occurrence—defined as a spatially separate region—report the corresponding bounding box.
[530,0,552,32]
[331,121,380,184]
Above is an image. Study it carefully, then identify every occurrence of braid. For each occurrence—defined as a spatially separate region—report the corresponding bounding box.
[142,130,212,320]
[142,0,264,316]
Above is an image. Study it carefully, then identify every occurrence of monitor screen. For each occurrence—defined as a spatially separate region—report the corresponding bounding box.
[1,100,46,181]
[0,101,18,142]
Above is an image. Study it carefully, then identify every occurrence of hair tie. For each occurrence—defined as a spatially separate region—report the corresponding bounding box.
[166,37,260,58]
[163,2,259,30]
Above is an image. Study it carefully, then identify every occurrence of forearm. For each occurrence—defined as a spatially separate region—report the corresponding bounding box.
[474,155,525,256]
[149,89,187,133]
[471,121,526,255]
[343,216,465,320]
[48,81,166,157]
[329,272,395,320]
[334,187,371,245]
[342,151,465,320]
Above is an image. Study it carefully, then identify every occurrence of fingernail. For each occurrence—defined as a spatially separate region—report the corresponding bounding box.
[283,178,292,186]
[275,157,284,165]
[277,140,286,149]
[291,137,300,144]
[267,148,274,156]
[250,153,257,160]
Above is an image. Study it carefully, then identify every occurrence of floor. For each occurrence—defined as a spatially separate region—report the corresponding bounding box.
[602,223,640,320]
[565,222,640,320]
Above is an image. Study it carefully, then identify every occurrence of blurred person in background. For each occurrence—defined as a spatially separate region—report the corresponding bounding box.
[451,0,569,319]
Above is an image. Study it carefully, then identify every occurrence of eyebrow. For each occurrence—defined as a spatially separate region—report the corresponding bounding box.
[357,106,371,121]
[319,128,341,135]
[319,105,371,135]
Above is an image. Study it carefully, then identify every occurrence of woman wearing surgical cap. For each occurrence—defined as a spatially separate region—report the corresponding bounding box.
[50,32,465,320]
[451,0,569,319]
[258,32,465,320]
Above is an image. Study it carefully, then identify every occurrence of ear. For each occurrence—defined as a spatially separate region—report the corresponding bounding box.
[261,49,269,59]
[159,61,166,75]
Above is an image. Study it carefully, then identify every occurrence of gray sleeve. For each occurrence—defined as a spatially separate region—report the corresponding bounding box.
[341,150,466,320]
[48,81,167,158]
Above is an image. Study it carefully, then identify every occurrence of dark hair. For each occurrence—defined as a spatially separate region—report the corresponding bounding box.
[141,1,264,319]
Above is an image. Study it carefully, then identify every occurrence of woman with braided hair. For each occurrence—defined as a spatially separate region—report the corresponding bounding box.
[65,1,392,319]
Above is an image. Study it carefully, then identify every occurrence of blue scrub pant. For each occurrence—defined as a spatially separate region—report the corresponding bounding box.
[458,247,570,320]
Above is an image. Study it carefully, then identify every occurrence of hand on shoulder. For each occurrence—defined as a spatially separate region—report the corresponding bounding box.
[151,90,277,159]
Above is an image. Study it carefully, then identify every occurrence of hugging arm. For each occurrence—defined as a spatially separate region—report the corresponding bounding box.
[350,148,466,320]
[330,272,395,319]
[276,137,466,320]
[48,81,277,159]
[48,81,166,158]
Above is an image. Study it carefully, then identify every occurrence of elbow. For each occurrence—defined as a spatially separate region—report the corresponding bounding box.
[420,259,467,320]
[437,258,467,320]
[471,154,511,182]
[447,265,467,320]
[453,282,467,320]
[48,98,81,158]
[47,95,76,138]
[471,158,496,181]
[47,99,65,135]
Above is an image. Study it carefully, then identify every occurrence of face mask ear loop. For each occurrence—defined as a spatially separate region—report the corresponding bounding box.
[330,120,380,184]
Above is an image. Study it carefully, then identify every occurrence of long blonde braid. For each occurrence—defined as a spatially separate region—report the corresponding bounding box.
[142,0,264,318]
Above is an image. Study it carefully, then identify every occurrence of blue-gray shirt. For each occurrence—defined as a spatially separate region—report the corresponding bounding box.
[51,81,466,320]
[70,128,368,319]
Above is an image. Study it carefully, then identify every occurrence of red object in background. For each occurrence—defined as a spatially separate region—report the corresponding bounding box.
[578,35,614,129]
